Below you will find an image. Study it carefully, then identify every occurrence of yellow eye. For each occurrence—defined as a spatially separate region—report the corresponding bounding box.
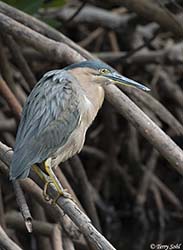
[100,68,109,74]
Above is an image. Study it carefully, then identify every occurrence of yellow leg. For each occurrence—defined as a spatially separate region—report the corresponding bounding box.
[44,158,65,195]
[33,164,52,201]
[43,181,52,201]
[32,164,47,182]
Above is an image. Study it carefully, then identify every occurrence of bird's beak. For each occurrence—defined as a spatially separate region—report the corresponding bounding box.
[105,72,150,91]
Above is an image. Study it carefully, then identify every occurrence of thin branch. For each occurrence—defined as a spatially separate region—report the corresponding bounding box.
[12,181,32,233]
[150,170,183,210]
[5,34,36,88]
[52,224,64,250]
[5,212,54,236]
[79,28,104,47]
[47,5,133,30]
[0,119,16,133]
[31,200,52,250]
[69,156,101,232]
[121,0,183,37]
[0,13,84,64]
[0,35,16,92]
[62,232,76,250]
[123,86,183,135]
[151,183,166,228]
[96,43,183,65]
[0,75,22,120]
[0,225,23,250]
[64,1,86,24]
[135,150,158,206]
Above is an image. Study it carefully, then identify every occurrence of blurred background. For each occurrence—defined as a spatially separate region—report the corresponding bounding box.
[0,0,183,249]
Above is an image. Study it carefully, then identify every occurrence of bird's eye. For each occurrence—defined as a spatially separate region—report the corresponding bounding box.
[100,69,109,74]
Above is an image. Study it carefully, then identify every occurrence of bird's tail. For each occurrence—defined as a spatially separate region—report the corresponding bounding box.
[10,149,31,180]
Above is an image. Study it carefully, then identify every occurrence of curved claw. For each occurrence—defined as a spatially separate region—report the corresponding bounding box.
[43,181,53,201]
[51,189,73,206]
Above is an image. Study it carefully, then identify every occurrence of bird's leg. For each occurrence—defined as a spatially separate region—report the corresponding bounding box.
[32,164,51,201]
[44,158,64,194]
[44,158,71,204]
[32,164,47,182]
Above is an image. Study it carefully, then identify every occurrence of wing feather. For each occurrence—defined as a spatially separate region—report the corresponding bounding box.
[10,70,81,179]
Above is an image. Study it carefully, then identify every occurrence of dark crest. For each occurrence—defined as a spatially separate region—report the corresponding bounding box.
[65,60,114,72]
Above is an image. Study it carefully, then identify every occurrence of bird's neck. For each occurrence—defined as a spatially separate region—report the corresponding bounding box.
[68,68,105,114]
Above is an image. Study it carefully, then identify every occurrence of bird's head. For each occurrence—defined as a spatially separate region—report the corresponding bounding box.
[66,60,150,91]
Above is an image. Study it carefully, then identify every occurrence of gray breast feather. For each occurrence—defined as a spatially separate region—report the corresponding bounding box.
[10,70,81,180]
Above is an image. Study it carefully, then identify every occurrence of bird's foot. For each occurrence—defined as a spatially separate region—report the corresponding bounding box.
[51,189,73,206]
[43,181,73,205]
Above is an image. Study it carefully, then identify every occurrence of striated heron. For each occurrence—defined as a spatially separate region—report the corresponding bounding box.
[10,60,150,200]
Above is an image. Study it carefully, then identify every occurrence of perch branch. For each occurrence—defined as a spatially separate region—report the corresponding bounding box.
[0,141,116,250]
